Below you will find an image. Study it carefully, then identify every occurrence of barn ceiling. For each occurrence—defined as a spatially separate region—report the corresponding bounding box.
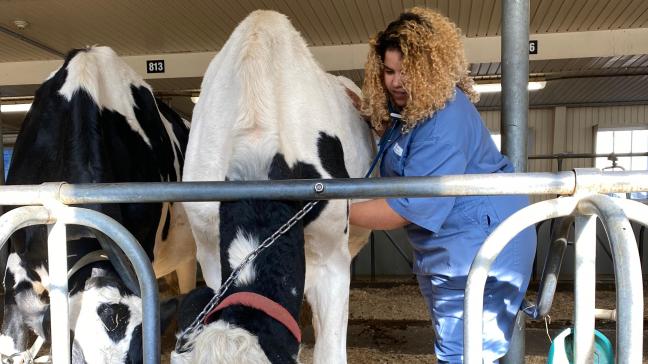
[2,0,647,61]
[0,0,647,129]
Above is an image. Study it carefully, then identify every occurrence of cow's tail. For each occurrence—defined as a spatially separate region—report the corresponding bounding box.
[170,321,269,364]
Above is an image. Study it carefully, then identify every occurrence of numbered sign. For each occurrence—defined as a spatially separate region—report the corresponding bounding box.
[529,40,538,55]
[146,60,165,74]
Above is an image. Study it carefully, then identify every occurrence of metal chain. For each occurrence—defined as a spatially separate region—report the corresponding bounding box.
[175,200,319,352]
[1,335,48,364]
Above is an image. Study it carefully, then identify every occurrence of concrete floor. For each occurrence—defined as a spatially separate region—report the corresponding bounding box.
[295,279,648,363]
[297,320,648,363]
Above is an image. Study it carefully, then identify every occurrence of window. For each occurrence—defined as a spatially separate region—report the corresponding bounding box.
[489,131,534,154]
[595,129,648,199]
[3,147,11,180]
[491,133,501,151]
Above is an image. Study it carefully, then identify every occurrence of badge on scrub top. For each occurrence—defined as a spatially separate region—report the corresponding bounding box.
[393,143,403,157]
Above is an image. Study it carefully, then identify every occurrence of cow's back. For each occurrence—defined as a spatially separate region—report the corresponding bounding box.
[8,46,190,258]
[183,8,373,289]
[185,11,371,184]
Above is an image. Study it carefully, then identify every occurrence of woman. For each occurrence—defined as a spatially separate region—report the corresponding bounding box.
[349,7,537,363]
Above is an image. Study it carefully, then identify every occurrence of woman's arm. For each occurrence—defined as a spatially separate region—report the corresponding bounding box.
[350,199,410,230]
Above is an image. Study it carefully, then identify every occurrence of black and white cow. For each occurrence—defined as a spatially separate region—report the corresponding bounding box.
[0,46,195,362]
[179,10,374,363]
[173,155,307,363]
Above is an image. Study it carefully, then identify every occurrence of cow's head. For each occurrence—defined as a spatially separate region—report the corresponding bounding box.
[69,268,177,364]
[170,286,270,364]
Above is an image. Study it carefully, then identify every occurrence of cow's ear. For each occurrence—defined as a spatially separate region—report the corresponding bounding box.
[160,297,179,334]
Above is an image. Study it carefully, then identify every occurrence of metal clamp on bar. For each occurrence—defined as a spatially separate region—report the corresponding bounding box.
[37,182,66,207]
[572,168,602,196]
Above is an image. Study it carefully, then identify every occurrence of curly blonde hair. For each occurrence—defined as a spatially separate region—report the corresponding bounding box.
[361,7,479,132]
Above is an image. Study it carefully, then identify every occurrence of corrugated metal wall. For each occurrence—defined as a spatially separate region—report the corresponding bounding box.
[480,105,648,173]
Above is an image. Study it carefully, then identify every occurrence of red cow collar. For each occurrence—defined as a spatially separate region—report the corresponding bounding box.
[203,291,302,343]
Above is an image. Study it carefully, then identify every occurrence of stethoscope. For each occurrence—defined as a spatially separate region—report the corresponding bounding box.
[364,111,402,178]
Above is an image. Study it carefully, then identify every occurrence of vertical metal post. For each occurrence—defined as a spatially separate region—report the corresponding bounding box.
[581,196,644,363]
[0,98,7,285]
[639,225,645,267]
[0,98,5,181]
[370,232,375,282]
[501,1,530,362]
[501,0,530,173]
[503,311,526,362]
[48,221,70,364]
[573,215,596,363]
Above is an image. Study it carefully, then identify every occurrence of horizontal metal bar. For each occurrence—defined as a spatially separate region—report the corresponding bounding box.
[0,171,644,206]
[595,309,617,321]
[0,172,579,205]
[529,152,648,160]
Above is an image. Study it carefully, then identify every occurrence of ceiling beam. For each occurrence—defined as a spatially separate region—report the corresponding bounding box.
[1,28,647,87]
[465,27,648,64]
[0,25,65,58]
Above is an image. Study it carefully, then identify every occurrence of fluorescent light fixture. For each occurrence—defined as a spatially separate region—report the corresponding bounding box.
[191,96,199,104]
[1,103,32,113]
[527,81,547,91]
[474,81,546,94]
[474,83,502,93]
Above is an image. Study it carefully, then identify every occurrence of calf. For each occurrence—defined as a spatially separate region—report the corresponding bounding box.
[181,10,374,363]
[0,46,195,362]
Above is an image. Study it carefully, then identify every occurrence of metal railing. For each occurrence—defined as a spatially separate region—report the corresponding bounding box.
[0,169,645,363]
[529,152,648,172]
[464,169,646,363]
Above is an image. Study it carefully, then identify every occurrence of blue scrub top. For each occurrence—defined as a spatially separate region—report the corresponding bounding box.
[381,88,533,276]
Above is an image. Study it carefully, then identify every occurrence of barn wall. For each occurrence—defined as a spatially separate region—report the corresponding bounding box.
[357,104,648,280]
[480,104,648,173]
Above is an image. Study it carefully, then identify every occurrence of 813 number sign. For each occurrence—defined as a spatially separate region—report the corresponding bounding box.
[146,60,165,74]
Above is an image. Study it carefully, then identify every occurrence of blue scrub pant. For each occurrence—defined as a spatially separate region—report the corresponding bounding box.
[416,226,535,363]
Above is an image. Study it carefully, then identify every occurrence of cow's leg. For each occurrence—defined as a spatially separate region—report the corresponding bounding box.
[194,229,221,288]
[305,247,351,364]
[348,200,371,258]
[184,202,222,289]
[348,225,371,258]
[154,203,197,293]
[0,254,35,357]
[304,201,352,364]
[170,203,198,294]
